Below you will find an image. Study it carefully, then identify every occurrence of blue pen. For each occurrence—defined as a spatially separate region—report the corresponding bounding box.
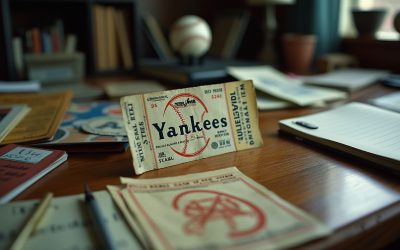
[84,184,118,250]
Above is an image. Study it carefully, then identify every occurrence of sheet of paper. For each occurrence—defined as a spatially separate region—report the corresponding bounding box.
[0,80,41,93]
[0,104,30,142]
[227,66,347,106]
[0,191,141,250]
[121,80,263,174]
[256,90,295,110]
[38,101,128,146]
[300,68,390,92]
[279,102,400,161]
[107,185,150,249]
[0,91,72,144]
[119,167,330,250]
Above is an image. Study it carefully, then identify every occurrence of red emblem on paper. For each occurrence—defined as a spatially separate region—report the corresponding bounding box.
[164,93,210,157]
[172,190,266,238]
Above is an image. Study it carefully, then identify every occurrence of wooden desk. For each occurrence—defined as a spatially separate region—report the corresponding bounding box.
[15,83,400,249]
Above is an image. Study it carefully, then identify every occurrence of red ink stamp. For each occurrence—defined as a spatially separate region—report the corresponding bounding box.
[172,190,266,238]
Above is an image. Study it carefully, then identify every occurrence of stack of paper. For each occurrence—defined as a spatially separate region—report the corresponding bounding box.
[0,91,72,144]
[109,167,331,250]
[227,66,347,110]
[0,167,331,249]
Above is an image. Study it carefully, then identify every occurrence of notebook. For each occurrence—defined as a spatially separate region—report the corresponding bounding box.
[278,102,400,172]
[0,144,67,203]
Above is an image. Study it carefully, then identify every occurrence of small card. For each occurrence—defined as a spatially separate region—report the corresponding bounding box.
[0,146,52,164]
[120,80,263,174]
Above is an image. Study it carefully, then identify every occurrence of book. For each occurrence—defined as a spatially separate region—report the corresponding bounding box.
[142,13,174,60]
[209,10,250,59]
[114,9,134,69]
[12,37,24,78]
[279,102,400,172]
[300,68,390,92]
[37,101,129,152]
[93,4,108,70]
[105,6,118,69]
[0,144,67,203]
[0,104,30,143]
[104,80,166,98]
[64,34,77,53]
[0,91,72,144]
[140,58,256,85]
[31,27,42,54]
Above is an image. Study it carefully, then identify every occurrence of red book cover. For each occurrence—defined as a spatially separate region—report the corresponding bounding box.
[0,144,67,203]
[31,27,42,54]
[51,28,60,53]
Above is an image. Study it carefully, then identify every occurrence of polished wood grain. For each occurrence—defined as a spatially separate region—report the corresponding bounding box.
[14,82,400,249]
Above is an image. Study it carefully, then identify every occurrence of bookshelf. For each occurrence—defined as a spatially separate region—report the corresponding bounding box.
[0,0,139,81]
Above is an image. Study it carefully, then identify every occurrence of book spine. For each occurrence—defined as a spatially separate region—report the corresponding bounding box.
[93,4,108,71]
[31,27,42,54]
[114,9,134,69]
[106,6,118,69]
[64,34,77,54]
[12,37,24,79]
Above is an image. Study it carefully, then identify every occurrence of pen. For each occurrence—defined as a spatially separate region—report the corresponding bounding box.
[10,192,53,250]
[294,120,318,129]
[84,184,118,250]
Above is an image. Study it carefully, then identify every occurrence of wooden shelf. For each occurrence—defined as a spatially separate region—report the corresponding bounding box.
[0,0,138,80]
[341,37,400,73]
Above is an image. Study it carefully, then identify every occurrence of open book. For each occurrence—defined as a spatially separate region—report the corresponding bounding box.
[279,102,400,172]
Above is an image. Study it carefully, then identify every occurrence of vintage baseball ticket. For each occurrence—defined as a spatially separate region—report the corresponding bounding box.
[118,167,331,250]
[121,80,263,174]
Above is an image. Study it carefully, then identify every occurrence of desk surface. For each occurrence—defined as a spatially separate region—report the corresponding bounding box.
[15,82,400,249]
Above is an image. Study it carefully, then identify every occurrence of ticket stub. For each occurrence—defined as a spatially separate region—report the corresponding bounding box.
[120,80,263,174]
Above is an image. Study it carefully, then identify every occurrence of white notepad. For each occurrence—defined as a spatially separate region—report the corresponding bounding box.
[279,102,400,171]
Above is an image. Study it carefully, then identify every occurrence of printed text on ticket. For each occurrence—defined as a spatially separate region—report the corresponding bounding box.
[121,80,263,174]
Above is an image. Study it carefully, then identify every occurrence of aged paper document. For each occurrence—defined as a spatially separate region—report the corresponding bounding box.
[0,91,72,144]
[121,80,263,174]
[119,167,331,250]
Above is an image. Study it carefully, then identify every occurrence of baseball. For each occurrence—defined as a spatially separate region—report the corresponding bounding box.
[169,15,212,58]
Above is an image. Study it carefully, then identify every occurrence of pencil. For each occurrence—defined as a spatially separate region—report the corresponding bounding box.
[84,184,118,250]
[10,192,53,250]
